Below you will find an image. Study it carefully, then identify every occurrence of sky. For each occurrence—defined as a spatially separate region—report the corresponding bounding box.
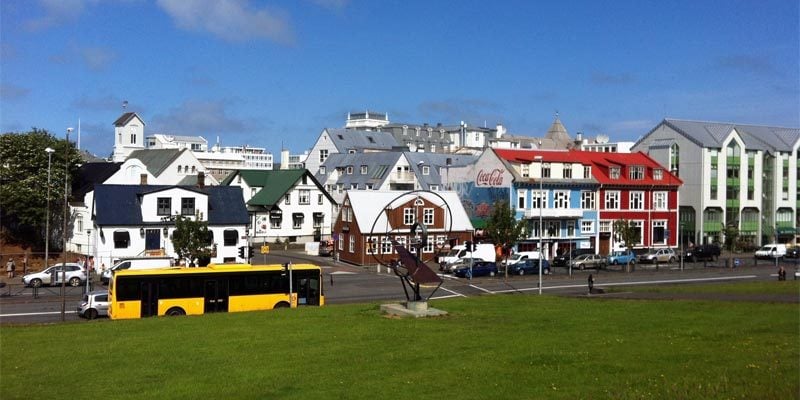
[1,0,798,158]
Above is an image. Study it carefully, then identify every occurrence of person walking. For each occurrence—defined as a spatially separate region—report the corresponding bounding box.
[6,257,16,279]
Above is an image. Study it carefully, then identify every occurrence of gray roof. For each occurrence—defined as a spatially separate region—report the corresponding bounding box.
[325,128,399,153]
[128,149,185,176]
[113,112,144,126]
[642,119,800,153]
[648,138,676,149]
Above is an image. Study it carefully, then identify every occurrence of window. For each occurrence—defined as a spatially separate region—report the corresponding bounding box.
[350,184,358,190]
[113,231,130,249]
[610,167,620,179]
[652,221,667,245]
[542,163,551,178]
[366,183,374,190]
[599,220,611,233]
[349,235,355,253]
[653,192,667,210]
[284,194,291,205]
[630,221,644,245]
[270,215,281,229]
[346,166,353,175]
[430,145,436,153]
[554,191,569,209]
[581,221,594,233]
[423,208,434,225]
[423,237,434,253]
[181,198,195,215]
[130,133,136,144]
[605,191,620,209]
[521,164,529,178]
[223,229,237,246]
[563,164,572,179]
[381,236,393,254]
[422,166,430,175]
[299,190,310,205]
[670,143,680,176]
[320,166,326,175]
[581,191,595,209]
[177,165,183,174]
[318,194,324,205]
[395,236,407,253]
[567,221,575,237]
[429,185,439,191]
[313,214,323,228]
[517,189,527,209]
[338,235,344,250]
[403,208,415,225]
[629,166,644,180]
[629,192,644,210]
[360,165,368,174]
[547,221,560,238]
[319,149,329,163]
[583,166,591,179]
[76,217,83,232]
[532,190,546,209]
[293,213,304,229]
[653,169,663,180]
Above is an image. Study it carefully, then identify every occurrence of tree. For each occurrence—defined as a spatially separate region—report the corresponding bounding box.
[484,200,526,279]
[171,214,214,266]
[613,219,640,272]
[0,129,82,249]
[724,223,740,253]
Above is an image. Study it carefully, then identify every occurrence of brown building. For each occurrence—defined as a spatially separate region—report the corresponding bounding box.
[333,191,474,266]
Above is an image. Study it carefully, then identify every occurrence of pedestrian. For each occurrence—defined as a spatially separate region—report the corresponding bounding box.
[6,257,16,279]
[87,256,95,276]
[778,266,787,281]
[22,253,28,275]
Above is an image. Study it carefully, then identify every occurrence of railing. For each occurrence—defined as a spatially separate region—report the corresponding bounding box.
[523,208,584,218]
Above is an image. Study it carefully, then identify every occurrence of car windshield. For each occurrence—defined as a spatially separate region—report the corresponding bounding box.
[509,254,523,262]
[758,246,774,251]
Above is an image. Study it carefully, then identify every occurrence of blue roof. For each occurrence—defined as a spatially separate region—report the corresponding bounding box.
[94,184,248,226]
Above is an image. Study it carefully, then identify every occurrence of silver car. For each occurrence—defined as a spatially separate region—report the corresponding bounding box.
[78,290,109,319]
[638,248,677,264]
[22,263,86,287]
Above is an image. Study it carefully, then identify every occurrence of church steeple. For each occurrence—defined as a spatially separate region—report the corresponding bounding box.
[111,112,146,162]
[545,111,571,146]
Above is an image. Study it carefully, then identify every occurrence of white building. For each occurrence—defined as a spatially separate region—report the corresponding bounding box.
[146,134,208,152]
[111,113,145,162]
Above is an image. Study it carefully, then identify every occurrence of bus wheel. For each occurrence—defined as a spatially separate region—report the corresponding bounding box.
[274,302,290,309]
[166,307,185,316]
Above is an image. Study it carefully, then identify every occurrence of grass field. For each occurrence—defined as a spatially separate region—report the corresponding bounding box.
[612,280,800,295]
[1,283,798,399]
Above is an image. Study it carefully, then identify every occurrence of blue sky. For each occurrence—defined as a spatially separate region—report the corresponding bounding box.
[2,0,798,158]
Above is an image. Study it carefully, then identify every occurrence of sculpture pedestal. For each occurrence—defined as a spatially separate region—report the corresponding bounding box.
[380,301,448,318]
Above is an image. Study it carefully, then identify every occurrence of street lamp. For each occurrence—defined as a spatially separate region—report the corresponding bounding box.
[534,155,543,295]
[44,147,55,270]
[61,127,72,321]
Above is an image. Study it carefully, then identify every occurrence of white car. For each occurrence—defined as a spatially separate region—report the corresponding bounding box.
[755,244,787,259]
[78,290,109,319]
[23,263,86,287]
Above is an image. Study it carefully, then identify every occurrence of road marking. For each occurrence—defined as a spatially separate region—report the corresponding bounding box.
[330,271,357,275]
[430,294,462,300]
[492,275,759,294]
[469,284,494,294]
[437,286,466,297]
[1,311,77,317]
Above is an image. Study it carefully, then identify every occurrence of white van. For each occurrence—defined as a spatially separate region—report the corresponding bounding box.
[503,251,542,266]
[440,243,496,265]
[100,257,173,284]
[755,244,787,259]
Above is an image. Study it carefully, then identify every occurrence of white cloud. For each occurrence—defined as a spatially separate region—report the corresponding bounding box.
[157,0,294,44]
[25,0,91,31]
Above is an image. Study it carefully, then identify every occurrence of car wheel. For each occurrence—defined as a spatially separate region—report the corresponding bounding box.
[579,264,584,270]
[612,260,618,265]
[166,307,186,316]
[518,269,525,276]
[69,277,81,287]
[86,309,98,320]
[30,278,42,288]
[489,271,496,277]
[669,257,675,263]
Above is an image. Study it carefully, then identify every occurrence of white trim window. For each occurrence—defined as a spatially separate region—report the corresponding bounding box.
[521,164,529,178]
[631,221,644,245]
[360,165,368,174]
[583,166,592,179]
[652,220,667,245]
[581,191,595,210]
[299,189,310,205]
[422,166,430,175]
[653,191,667,210]
[349,234,355,253]
[429,185,439,191]
[629,191,644,210]
[532,190,546,209]
[381,236,393,254]
[346,166,353,175]
[423,237,434,253]
[547,221,560,238]
[554,191,569,209]
[338,235,344,251]
[605,191,620,210]
[653,169,663,180]
[318,194,324,205]
[563,164,572,179]
[423,208,434,225]
[284,193,291,205]
[319,149,329,163]
[403,208,415,225]
[581,220,594,233]
[599,220,611,233]
[610,167,620,179]
[517,189,527,209]
[629,166,644,180]
[394,236,407,254]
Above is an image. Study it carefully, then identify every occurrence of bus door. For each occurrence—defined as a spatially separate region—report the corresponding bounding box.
[204,279,229,313]
[296,275,320,306]
[140,280,158,318]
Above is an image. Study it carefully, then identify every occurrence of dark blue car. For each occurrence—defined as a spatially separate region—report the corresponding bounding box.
[507,259,551,276]
[454,261,498,278]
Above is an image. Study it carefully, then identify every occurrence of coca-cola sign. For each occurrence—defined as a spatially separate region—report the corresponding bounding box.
[476,168,505,186]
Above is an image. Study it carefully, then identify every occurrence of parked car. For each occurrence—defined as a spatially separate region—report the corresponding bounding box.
[453,261,498,278]
[441,257,484,273]
[318,240,334,257]
[552,248,595,268]
[682,244,721,262]
[77,290,109,320]
[507,258,551,276]
[755,244,787,259]
[569,254,607,270]
[638,248,677,264]
[502,251,541,266]
[607,250,636,266]
[786,247,800,259]
[22,263,86,288]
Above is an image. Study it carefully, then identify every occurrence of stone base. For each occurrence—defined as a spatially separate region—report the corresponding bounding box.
[380,301,448,318]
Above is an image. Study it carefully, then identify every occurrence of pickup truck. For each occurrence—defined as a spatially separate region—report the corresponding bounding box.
[607,250,636,266]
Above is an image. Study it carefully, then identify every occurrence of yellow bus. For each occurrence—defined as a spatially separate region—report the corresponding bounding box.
[109,263,323,319]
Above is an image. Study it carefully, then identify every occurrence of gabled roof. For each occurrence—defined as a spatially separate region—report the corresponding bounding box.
[577,151,682,186]
[493,149,583,164]
[222,169,336,207]
[640,119,800,153]
[127,149,185,176]
[113,112,145,127]
[345,191,473,233]
[317,152,402,188]
[404,152,478,188]
[72,162,123,199]
[94,184,248,226]
[325,128,399,152]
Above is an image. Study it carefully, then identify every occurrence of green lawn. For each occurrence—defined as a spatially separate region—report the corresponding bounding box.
[611,280,800,295]
[2,293,798,399]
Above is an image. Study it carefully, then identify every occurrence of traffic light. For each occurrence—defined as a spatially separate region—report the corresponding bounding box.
[238,246,245,259]
[248,247,254,259]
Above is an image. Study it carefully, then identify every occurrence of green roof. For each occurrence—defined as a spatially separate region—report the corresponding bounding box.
[223,169,336,207]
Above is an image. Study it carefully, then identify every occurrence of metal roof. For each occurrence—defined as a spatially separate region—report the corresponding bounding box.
[642,119,800,153]
[127,149,185,176]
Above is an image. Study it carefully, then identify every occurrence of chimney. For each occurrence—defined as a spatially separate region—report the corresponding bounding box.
[140,174,147,185]
[198,171,205,188]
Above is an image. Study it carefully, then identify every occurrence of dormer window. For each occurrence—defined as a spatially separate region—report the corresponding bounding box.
[360,165,368,174]
[346,166,353,175]
[422,166,430,175]
[610,167,621,179]
[653,168,663,180]
[629,166,644,180]
[563,164,572,179]
[583,166,591,179]
[319,166,326,175]
[542,163,551,178]
[521,164,529,178]
[402,125,408,135]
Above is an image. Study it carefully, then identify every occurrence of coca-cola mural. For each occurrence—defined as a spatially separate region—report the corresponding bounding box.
[447,154,511,230]
[476,168,504,186]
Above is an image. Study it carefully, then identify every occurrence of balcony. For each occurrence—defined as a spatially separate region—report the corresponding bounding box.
[390,172,415,183]
[523,208,584,219]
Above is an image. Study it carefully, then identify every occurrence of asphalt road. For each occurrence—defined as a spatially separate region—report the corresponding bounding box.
[1,250,796,325]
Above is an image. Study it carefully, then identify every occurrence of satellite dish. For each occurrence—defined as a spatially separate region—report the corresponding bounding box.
[596,134,609,144]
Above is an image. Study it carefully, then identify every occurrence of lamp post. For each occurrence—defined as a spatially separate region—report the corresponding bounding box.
[85,229,91,293]
[44,147,55,270]
[61,127,72,321]
[534,155,543,295]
